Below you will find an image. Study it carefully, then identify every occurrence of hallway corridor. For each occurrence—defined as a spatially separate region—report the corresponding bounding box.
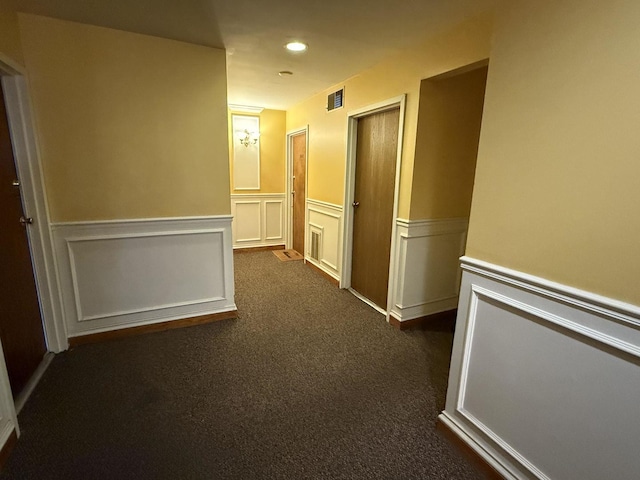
[1,251,482,479]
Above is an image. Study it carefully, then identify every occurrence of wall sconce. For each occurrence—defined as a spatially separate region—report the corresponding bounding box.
[238,129,259,147]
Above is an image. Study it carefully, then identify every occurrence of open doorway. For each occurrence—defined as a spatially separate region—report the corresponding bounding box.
[389,62,488,328]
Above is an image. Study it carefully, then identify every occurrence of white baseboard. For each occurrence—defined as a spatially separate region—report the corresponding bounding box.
[390,218,468,322]
[444,257,640,480]
[231,194,285,248]
[51,216,236,337]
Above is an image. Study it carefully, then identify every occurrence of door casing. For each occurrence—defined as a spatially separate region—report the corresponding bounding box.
[341,95,406,320]
[285,126,309,253]
[0,53,66,353]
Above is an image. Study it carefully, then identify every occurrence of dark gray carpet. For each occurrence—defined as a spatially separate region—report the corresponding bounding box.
[1,251,483,479]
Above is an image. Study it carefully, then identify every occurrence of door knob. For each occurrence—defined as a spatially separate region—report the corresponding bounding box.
[12,180,20,187]
[19,216,34,226]
[352,201,360,207]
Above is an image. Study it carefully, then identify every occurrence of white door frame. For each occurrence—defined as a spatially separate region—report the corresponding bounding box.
[340,94,407,320]
[285,126,309,254]
[0,53,67,353]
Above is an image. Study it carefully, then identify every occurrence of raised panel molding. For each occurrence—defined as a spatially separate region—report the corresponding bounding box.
[306,199,343,281]
[51,216,236,338]
[230,194,285,248]
[442,258,640,480]
[390,218,468,322]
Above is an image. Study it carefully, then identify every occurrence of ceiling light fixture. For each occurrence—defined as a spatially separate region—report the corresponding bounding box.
[285,42,307,52]
[278,71,293,77]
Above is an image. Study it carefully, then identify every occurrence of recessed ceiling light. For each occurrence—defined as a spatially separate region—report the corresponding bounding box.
[278,71,293,77]
[285,42,307,52]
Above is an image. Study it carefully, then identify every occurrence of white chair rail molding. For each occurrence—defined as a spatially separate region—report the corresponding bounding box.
[51,216,236,340]
[441,256,640,480]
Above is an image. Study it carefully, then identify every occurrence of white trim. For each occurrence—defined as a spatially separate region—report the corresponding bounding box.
[14,352,54,414]
[230,193,285,199]
[66,305,236,339]
[389,217,468,323]
[438,412,518,480]
[53,216,236,336]
[306,257,340,283]
[228,104,264,114]
[51,215,233,228]
[305,200,343,280]
[230,195,285,248]
[395,217,469,234]
[264,200,284,241]
[460,256,640,323]
[232,114,261,190]
[340,94,406,315]
[306,198,343,211]
[0,334,18,439]
[308,207,340,220]
[1,62,67,353]
[444,258,640,480]
[285,126,309,250]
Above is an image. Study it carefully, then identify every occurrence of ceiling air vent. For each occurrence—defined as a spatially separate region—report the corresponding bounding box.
[327,88,344,112]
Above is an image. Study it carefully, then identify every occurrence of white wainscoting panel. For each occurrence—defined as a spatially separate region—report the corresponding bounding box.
[230,194,285,248]
[390,218,468,322]
[51,216,236,337]
[441,257,640,480]
[306,199,343,281]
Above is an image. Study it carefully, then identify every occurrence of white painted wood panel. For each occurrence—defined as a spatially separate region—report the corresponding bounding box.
[306,199,342,281]
[52,216,236,337]
[264,201,283,240]
[442,257,640,480]
[232,115,260,190]
[230,194,285,248]
[234,201,261,243]
[390,218,468,322]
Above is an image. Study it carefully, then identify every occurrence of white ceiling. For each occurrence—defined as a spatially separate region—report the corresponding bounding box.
[16,0,497,110]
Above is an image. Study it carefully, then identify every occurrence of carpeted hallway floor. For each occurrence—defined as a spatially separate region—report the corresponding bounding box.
[1,251,483,479]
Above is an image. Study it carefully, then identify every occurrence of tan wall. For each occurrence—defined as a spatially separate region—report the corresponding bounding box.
[0,0,23,65]
[410,66,487,219]
[286,14,493,216]
[228,109,286,194]
[18,14,230,221]
[466,0,640,305]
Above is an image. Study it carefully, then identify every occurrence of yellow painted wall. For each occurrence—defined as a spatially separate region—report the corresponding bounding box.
[18,14,230,221]
[466,0,640,305]
[410,66,488,219]
[228,109,286,194]
[0,0,23,65]
[286,13,493,216]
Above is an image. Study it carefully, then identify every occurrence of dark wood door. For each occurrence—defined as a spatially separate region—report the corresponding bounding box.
[0,86,46,398]
[351,108,400,309]
[292,132,306,255]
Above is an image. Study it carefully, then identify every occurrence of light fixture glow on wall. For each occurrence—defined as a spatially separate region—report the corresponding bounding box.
[238,129,259,147]
[285,41,307,52]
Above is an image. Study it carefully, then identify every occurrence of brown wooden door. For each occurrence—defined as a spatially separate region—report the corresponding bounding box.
[0,86,46,398]
[351,108,400,309]
[292,132,306,255]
